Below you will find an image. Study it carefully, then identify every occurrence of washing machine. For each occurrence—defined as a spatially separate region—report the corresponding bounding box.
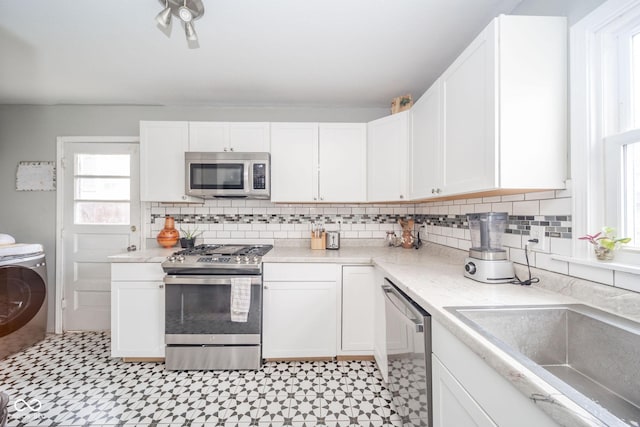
[0,243,48,360]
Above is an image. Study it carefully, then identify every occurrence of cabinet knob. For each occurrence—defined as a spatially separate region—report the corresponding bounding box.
[230,147,234,152]
[159,284,164,289]
[313,197,317,201]
[437,188,442,194]
[399,195,404,199]
[224,147,228,152]
[320,197,324,201]
[182,195,187,200]
[431,189,435,194]
[264,285,269,289]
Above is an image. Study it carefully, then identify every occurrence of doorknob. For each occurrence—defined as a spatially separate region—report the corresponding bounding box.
[130,225,137,232]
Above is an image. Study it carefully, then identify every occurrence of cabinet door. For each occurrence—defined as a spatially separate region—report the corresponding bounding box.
[432,355,497,427]
[341,266,374,354]
[189,122,228,152]
[441,23,496,195]
[319,124,367,202]
[228,122,270,152]
[410,80,442,199]
[263,281,337,358]
[270,123,319,202]
[140,121,197,202]
[111,281,165,358]
[367,111,409,202]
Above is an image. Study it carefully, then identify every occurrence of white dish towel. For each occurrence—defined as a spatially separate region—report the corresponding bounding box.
[230,277,252,322]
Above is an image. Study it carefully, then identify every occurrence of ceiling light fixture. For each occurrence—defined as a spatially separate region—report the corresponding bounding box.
[155,0,204,47]
[155,0,172,29]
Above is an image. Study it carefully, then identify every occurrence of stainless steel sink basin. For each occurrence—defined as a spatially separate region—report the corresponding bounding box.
[446,304,640,426]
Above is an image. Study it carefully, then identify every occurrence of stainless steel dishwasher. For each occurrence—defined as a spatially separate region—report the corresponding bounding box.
[383,278,432,427]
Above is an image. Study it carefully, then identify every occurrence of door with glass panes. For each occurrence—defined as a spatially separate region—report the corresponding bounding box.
[62,141,140,331]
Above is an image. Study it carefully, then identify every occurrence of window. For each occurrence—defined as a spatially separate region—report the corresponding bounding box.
[73,154,131,225]
[602,11,640,250]
[572,0,640,263]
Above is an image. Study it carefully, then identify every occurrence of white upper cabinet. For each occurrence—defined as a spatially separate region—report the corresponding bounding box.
[189,122,270,152]
[367,111,409,202]
[441,20,496,195]
[410,81,442,199]
[439,15,567,195]
[140,121,200,203]
[319,124,367,202]
[270,123,319,202]
[270,123,367,203]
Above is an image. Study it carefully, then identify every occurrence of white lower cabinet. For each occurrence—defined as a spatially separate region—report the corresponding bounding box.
[263,263,338,358]
[432,320,557,427]
[110,263,165,358]
[432,356,497,427]
[340,266,375,355]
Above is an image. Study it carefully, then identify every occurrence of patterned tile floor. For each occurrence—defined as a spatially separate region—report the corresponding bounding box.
[0,332,412,426]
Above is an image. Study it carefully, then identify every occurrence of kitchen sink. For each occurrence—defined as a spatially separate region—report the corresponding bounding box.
[445,304,640,426]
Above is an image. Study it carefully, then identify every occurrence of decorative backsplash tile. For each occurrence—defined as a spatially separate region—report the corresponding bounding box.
[144,188,573,261]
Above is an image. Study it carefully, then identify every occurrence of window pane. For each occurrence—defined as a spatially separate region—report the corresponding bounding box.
[625,141,640,247]
[74,202,130,225]
[76,154,130,176]
[633,32,640,128]
[75,178,130,200]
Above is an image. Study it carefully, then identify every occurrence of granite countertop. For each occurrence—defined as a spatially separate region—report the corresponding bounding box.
[110,242,639,426]
[107,247,175,263]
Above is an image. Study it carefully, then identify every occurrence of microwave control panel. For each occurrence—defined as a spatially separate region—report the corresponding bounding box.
[253,163,267,190]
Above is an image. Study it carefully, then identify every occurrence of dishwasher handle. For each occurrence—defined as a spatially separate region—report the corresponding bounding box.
[383,280,425,333]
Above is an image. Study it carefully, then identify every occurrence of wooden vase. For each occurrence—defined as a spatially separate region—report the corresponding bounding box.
[157,216,179,248]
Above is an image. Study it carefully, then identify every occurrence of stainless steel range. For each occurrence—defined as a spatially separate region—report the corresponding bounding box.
[161,244,273,370]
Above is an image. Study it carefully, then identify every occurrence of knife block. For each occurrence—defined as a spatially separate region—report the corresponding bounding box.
[311,232,326,250]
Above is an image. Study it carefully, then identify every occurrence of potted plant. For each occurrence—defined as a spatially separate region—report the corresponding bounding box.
[180,226,202,249]
[578,227,631,261]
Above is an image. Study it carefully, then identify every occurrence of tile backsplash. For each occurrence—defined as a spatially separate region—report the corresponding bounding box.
[145,187,572,263]
[144,180,640,293]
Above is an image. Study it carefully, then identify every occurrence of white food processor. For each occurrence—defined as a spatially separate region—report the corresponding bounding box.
[464,212,515,284]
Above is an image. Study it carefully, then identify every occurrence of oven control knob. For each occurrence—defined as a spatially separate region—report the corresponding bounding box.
[168,256,176,262]
[178,255,185,263]
[252,256,259,263]
[465,262,476,275]
[243,256,250,263]
[235,256,241,263]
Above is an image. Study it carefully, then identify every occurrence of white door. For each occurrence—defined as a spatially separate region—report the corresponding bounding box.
[441,23,496,195]
[61,141,140,331]
[189,122,228,152]
[341,266,374,353]
[318,123,367,202]
[410,80,442,199]
[270,123,319,202]
[228,123,270,152]
[367,111,409,202]
[432,356,498,427]
[262,281,337,358]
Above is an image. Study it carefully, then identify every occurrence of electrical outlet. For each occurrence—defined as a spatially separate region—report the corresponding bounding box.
[528,225,550,253]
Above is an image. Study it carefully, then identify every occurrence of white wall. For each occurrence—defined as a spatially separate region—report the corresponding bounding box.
[0,104,388,331]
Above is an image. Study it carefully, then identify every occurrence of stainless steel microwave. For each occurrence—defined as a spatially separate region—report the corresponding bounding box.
[185,152,270,199]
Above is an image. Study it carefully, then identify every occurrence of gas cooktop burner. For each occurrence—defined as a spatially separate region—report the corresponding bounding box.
[162,244,273,275]
[173,244,272,257]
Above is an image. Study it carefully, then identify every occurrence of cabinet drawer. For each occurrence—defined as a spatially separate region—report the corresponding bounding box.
[111,263,164,281]
[263,263,338,281]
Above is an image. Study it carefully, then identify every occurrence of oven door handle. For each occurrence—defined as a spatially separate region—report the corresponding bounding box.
[163,275,262,285]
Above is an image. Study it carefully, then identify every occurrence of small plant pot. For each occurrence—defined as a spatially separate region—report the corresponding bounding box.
[594,245,616,261]
[180,238,195,249]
